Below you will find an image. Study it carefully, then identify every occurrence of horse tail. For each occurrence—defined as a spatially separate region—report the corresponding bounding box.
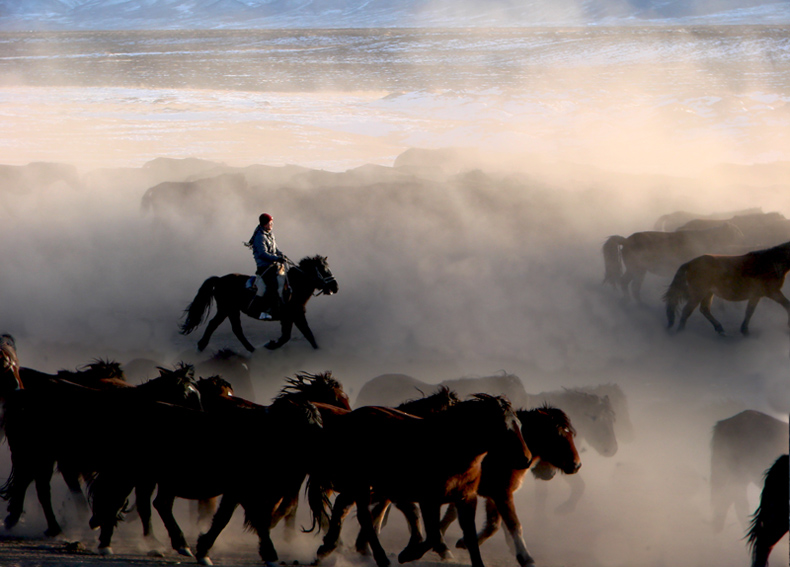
[179,276,220,335]
[662,262,691,328]
[305,474,332,534]
[602,236,627,287]
[0,465,16,501]
[746,455,789,567]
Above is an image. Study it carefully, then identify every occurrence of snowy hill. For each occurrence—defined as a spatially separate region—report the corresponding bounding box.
[0,0,789,30]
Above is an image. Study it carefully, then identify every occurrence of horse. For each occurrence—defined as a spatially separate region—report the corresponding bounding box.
[746,454,789,567]
[602,223,744,302]
[125,371,350,563]
[88,382,326,563]
[675,212,789,250]
[710,410,789,533]
[0,363,201,538]
[664,240,790,335]
[438,404,581,567]
[179,255,338,352]
[309,394,532,567]
[652,208,763,232]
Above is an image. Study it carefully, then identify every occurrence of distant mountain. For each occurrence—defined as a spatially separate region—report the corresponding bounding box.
[1,0,789,30]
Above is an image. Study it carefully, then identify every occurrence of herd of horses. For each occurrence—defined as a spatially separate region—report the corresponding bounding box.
[603,209,790,336]
[0,335,785,567]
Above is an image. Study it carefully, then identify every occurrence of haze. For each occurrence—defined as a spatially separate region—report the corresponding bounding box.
[0,25,787,567]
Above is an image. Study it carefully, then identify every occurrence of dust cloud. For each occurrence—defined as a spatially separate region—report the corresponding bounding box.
[0,27,788,567]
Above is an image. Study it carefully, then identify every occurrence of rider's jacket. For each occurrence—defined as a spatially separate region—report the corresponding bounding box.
[250,225,282,269]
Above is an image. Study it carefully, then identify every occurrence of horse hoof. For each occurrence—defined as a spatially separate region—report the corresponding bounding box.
[98,546,113,556]
[178,547,194,557]
[454,538,467,550]
[198,557,214,566]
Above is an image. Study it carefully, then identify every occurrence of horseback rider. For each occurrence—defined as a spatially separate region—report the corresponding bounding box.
[248,213,286,320]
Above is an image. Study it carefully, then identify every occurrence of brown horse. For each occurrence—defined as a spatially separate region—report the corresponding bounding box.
[710,410,789,533]
[180,255,338,352]
[310,394,532,567]
[746,454,789,567]
[664,240,790,335]
[435,405,580,566]
[602,223,743,302]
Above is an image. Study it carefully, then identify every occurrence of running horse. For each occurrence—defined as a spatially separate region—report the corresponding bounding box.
[602,223,743,302]
[664,240,790,335]
[746,454,789,567]
[309,394,532,567]
[180,255,338,352]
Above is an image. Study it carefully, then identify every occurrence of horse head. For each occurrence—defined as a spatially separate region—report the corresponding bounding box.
[298,255,338,296]
[196,375,234,400]
[519,405,581,476]
[139,362,203,411]
[570,390,618,457]
[0,334,22,393]
[276,371,351,410]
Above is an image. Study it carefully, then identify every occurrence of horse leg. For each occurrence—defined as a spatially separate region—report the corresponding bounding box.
[152,489,193,557]
[698,292,726,335]
[227,310,255,353]
[489,494,534,567]
[61,469,90,525]
[439,501,457,536]
[631,270,647,304]
[34,469,62,537]
[197,312,228,352]
[354,493,390,567]
[765,289,790,330]
[266,320,293,351]
[317,491,356,560]
[292,313,319,349]
[91,474,136,555]
[135,481,162,546]
[241,496,280,563]
[454,496,485,567]
[676,294,704,332]
[196,495,239,565]
[397,501,428,554]
[399,500,441,564]
[355,498,388,555]
[457,496,500,550]
[740,296,762,335]
[197,497,219,533]
[4,465,34,531]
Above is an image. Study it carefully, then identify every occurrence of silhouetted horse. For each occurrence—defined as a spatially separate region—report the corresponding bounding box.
[664,240,790,335]
[746,454,789,567]
[711,410,789,532]
[180,255,338,352]
[131,371,350,563]
[194,348,255,401]
[602,223,743,302]
[0,363,201,538]
[89,387,326,562]
[439,405,581,567]
[310,395,532,567]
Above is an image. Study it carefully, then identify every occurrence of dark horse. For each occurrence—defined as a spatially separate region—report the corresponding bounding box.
[310,394,532,567]
[746,454,789,567]
[602,223,743,302]
[664,240,790,335]
[710,410,789,533]
[0,362,201,538]
[180,255,338,352]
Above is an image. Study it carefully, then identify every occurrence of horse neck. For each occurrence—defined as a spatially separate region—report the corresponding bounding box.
[287,265,317,302]
[437,401,506,453]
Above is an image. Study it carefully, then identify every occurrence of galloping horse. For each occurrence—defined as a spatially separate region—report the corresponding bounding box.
[602,223,743,302]
[310,395,531,567]
[0,363,201,538]
[710,410,789,533]
[136,371,351,564]
[180,255,338,352]
[746,454,789,567]
[440,405,581,567]
[664,241,790,335]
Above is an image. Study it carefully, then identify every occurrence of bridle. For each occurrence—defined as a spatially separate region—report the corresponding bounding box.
[285,258,336,296]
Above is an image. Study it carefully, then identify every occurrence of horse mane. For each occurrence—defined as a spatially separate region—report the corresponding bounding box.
[397,385,460,416]
[298,255,328,269]
[59,358,126,382]
[196,375,234,398]
[275,371,344,401]
[530,404,576,435]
